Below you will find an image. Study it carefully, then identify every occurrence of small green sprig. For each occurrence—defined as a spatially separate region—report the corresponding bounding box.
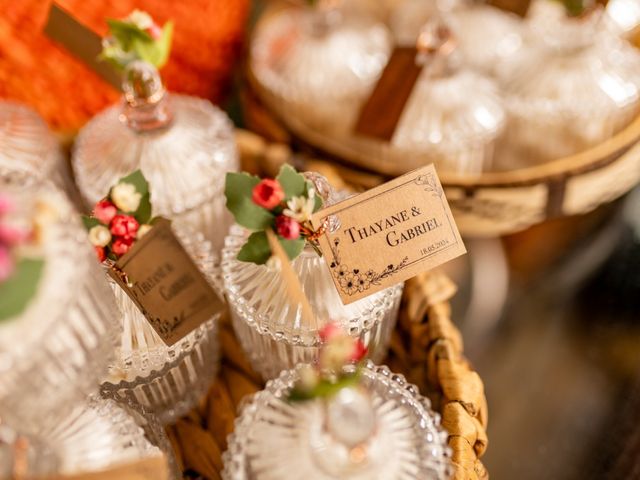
[99,10,173,71]
[552,0,601,17]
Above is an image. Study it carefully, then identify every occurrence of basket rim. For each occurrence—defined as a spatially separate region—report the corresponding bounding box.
[246,64,640,191]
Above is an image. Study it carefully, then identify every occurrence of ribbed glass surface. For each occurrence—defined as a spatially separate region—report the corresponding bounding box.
[222,362,452,480]
[500,1,640,166]
[72,94,238,252]
[0,101,75,201]
[250,5,392,135]
[0,174,119,436]
[222,226,402,380]
[101,229,221,425]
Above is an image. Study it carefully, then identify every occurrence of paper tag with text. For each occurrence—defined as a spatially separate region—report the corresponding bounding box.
[311,165,466,304]
[108,219,224,346]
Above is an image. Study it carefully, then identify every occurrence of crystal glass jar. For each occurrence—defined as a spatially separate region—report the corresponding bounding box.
[100,228,221,425]
[222,361,452,479]
[222,226,403,380]
[250,1,392,136]
[72,62,238,253]
[391,0,526,84]
[500,0,640,166]
[343,21,506,174]
[0,101,77,205]
[0,396,167,478]
[0,173,119,436]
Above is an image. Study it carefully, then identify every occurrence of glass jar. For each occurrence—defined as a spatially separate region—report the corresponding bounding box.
[250,1,392,136]
[100,228,221,425]
[222,361,452,479]
[0,101,78,205]
[0,173,119,436]
[222,225,402,380]
[348,20,506,174]
[72,62,238,253]
[0,395,167,478]
[390,0,527,84]
[500,0,640,166]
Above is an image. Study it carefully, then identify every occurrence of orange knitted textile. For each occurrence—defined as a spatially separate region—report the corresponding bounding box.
[0,0,249,132]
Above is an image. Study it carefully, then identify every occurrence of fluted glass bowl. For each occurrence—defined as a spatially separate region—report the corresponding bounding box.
[0,396,165,478]
[0,173,119,436]
[0,101,76,202]
[250,4,392,136]
[72,94,238,252]
[222,361,452,479]
[499,1,640,166]
[100,228,221,425]
[222,226,403,380]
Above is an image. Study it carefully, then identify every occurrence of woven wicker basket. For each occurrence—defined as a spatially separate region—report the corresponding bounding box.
[166,271,488,480]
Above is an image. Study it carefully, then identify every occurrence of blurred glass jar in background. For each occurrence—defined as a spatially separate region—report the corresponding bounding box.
[0,173,118,436]
[72,62,238,253]
[499,0,640,167]
[0,101,78,206]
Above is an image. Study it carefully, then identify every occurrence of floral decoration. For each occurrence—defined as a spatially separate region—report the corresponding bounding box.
[328,238,409,296]
[224,165,324,265]
[288,323,367,402]
[0,194,46,322]
[83,170,155,262]
[100,10,174,71]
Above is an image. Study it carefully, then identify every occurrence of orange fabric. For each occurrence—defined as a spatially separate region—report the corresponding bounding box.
[0,0,250,132]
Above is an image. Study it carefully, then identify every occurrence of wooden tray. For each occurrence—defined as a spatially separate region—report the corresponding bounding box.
[166,272,488,480]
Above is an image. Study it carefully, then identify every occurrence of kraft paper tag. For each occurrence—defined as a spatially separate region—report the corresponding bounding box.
[353,47,422,141]
[44,455,168,480]
[108,219,224,346]
[44,3,121,89]
[311,165,466,305]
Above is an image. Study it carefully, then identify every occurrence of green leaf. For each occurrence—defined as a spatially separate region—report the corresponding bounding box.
[225,172,274,230]
[134,191,152,224]
[117,169,149,197]
[0,258,45,322]
[279,237,305,261]
[288,371,361,402]
[277,164,306,200]
[82,216,101,231]
[237,231,271,265]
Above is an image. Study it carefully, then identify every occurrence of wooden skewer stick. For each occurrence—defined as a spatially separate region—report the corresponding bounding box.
[265,229,316,329]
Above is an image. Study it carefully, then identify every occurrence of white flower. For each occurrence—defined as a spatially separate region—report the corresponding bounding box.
[265,255,281,272]
[298,365,319,391]
[126,10,153,30]
[111,182,141,213]
[89,225,111,247]
[319,335,353,372]
[284,188,316,223]
[137,224,153,239]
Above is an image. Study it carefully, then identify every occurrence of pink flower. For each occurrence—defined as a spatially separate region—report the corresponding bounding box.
[0,195,13,216]
[93,200,117,225]
[112,237,134,256]
[319,322,342,343]
[94,246,106,262]
[0,225,30,246]
[350,339,368,363]
[0,246,14,282]
[275,215,300,240]
[252,179,284,210]
[110,215,139,240]
[147,23,162,40]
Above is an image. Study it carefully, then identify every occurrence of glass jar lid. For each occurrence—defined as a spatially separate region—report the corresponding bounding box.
[223,362,452,480]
